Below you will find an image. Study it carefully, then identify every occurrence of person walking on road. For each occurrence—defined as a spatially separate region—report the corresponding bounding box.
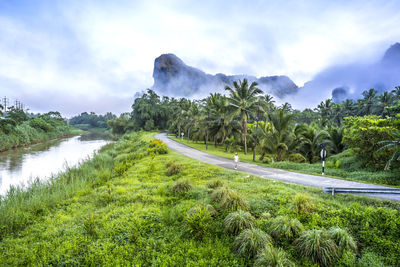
[234,152,239,170]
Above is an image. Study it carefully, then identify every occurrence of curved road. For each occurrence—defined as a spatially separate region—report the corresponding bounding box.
[155,133,400,202]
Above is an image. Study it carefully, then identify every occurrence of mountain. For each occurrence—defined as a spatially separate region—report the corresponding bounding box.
[152,54,298,97]
[285,42,400,108]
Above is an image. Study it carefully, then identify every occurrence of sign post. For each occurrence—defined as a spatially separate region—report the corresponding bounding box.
[319,143,327,175]
[181,132,184,140]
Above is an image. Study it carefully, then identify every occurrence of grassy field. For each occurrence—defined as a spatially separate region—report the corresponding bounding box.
[0,132,399,266]
[170,136,400,187]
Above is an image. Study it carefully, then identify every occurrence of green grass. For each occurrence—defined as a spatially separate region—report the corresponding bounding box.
[170,136,400,187]
[0,132,399,266]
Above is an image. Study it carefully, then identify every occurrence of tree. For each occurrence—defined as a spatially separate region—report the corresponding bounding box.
[225,79,263,154]
[258,107,294,161]
[378,130,400,170]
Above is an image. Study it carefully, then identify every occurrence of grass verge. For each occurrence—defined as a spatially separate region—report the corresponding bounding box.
[169,136,400,187]
[0,132,399,266]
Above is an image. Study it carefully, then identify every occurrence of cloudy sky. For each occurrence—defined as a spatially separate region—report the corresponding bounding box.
[0,0,399,116]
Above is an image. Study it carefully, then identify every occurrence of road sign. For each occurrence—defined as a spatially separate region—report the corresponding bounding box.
[320,149,327,159]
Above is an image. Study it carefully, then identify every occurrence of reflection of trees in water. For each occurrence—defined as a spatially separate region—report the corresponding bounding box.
[0,139,64,172]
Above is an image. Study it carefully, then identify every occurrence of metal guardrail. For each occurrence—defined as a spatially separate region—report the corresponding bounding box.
[323,187,400,196]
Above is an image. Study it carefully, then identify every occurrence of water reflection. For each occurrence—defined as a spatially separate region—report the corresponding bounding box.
[0,136,109,195]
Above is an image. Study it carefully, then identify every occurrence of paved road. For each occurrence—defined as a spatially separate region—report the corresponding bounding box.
[155,133,400,202]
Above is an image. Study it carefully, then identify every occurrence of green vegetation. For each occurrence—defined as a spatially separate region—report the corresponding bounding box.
[1,131,399,266]
[69,112,117,139]
[129,83,400,187]
[170,136,400,186]
[0,108,80,152]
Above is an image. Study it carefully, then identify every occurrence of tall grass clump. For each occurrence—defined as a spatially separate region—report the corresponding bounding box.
[290,193,316,214]
[233,228,272,258]
[171,179,192,195]
[295,229,339,267]
[211,186,248,211]
[254,245,295,267]
[223,210,255,235]
[185,206,212,240]
[269,215,304,242]
[166,161,184,176]
[328,227,357,254]
[206,179,226,189]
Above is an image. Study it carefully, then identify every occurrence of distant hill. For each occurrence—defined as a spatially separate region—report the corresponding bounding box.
[152,53,298,98]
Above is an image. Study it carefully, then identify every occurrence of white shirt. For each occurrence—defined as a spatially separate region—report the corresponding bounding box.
[234,155,239,162]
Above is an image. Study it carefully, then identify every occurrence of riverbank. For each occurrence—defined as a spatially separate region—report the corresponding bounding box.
[0,125,82,152]
[169,136,400,187]
[1,132,399,266]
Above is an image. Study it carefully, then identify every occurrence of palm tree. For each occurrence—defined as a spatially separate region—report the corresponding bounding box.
[361,88,378,115]
[225,79,263,154]
[392,86,400,100]
[378,130,400,170]
[316,99,333,118]
[378,91,395,116]
[326,126,345,154]
[298,124,329,163]
[258,107,294,161]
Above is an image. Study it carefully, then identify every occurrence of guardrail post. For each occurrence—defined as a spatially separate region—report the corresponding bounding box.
[332,188,334,196]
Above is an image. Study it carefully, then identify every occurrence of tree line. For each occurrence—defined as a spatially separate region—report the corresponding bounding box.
[110,82,400,171]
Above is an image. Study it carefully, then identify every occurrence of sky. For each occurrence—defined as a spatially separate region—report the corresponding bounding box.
[0,0,399,116]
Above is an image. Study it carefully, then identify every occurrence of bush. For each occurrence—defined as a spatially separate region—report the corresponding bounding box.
[223,210,255,235]
[343,116,396,170]
[262,155,274,164]
[233,228,272,258]
[171,179,192,195]
[206,179,226,189]
[288,153,307,163]
[269,216,304,242]
[295,229,339,267]
[328,227,357,254]
[29,118,53,132]
[357,251,385,267]
[211,187,248,211]
[290,193,316,214]
[185,206,212,240]
[254,245,295,267]
[166,162,184,176]
[83,213,97,237]
[148,139,168,155]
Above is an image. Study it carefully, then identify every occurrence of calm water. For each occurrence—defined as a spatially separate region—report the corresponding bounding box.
[0,136,109,195]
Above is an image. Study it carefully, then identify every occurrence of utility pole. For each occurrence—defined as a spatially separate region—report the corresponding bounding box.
[3,96,8,112]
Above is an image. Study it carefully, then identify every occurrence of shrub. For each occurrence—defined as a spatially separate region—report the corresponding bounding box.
[206,179,226,189]
[148,139,168,155]
[113,161,130,176]
[29,118,53,132]
[211,187,248,211]
[185,206,212,240]
[262,155,274,164]
[290,193,316,214]
[295,229,339,267]
[269,216,304,242]
[343,116,396,169]
[166,162,184,176]
[210,186,231,203]
[357,251,385,267]
[335,160,342,169]
[328,227,357,254]
[233,228,272,258]
[83,213,97,237]
[288,153,307,163]
[171,179,192,195]
[254,245,295,267]
[326,161,335,168]
[223,210,255,235]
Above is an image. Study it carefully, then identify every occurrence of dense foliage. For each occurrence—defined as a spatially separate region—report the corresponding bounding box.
[0,108,79,151]
[129,82,400,174]
[1,132,399,266]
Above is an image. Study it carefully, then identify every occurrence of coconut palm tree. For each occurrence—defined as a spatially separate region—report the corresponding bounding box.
[378,91,395,116]
[225,79,263,154]
[258,107,294,161]
[361,88,378,115]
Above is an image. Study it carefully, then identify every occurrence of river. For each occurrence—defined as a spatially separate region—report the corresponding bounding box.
[0,136,109,196]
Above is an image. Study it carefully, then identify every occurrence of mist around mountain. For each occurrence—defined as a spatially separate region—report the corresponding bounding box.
[286,43,400,108]
[151,43,400,109]
[152,53,298,99]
